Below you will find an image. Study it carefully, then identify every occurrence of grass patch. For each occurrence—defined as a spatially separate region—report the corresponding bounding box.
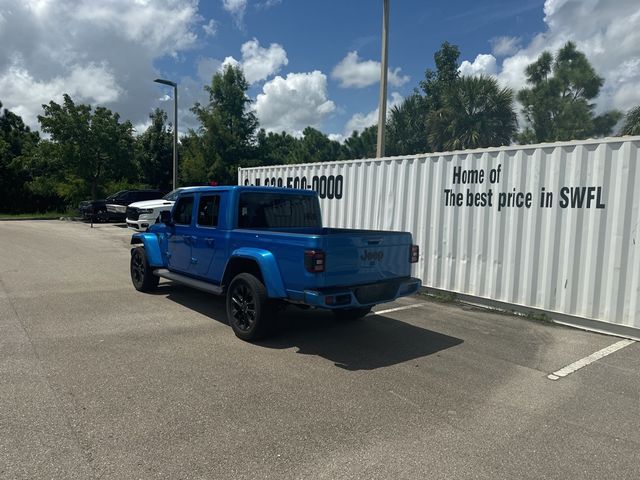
[525,311,552,323]
[0,211,72,220]
[418,290,458,304]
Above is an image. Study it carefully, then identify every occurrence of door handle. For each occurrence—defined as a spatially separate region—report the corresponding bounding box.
[205,238,215,247]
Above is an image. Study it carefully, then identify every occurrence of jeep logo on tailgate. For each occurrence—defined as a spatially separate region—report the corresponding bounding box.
[361,250,384,261]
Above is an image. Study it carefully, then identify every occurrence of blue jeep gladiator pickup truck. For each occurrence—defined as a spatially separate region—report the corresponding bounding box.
[130,186,421,340]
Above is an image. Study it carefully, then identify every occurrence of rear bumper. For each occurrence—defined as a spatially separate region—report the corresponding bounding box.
[298,277,421,309]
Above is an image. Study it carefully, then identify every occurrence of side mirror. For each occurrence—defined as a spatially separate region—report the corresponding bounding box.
[160,210,173,225]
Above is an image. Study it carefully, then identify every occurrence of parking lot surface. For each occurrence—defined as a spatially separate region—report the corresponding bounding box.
[1,220,639,479]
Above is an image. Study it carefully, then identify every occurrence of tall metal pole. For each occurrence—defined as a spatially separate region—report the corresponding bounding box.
[154,78,178,190]
[173,84,178,190]
[376,0,389,158]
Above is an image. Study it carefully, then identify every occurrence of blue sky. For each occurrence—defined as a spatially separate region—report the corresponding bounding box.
[1,0,639,140]
[153,0,546,137]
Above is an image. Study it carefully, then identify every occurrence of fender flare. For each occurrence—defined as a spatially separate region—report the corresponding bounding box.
[131,233,164,267]
[226,247,286,298]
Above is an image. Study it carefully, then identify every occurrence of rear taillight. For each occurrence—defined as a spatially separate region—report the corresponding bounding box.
[410,244,419,263]
[305,250,325,273]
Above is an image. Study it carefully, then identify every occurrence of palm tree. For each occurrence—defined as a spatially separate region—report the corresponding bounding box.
[620,106,640,136]
[386,94,429,156]
[427,75,517,152]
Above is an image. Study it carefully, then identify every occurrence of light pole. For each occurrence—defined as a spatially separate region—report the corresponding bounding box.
[376,0,389,158]
[154,78,178,190]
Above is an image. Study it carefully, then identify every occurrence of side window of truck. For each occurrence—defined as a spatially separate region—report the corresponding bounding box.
[173,196,194,225]
[197,195,220,227]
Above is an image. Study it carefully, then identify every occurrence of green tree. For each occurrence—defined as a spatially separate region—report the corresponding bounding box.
[341,126,377,160]
[37,94,136,202]
[516,42,621,143]
[0,101,46,213]
[179,132,209,185]
[620,106,640,136]
[256,129,298,166]
[427,75,517,151]
[420,41,461,112]
[378,41,464,156]
[135,108,173,190]
[386,94,429,156]
[188,64,258,184]
[286,127,342,164]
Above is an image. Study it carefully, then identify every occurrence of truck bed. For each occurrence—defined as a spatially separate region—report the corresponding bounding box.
[230,227,413,290]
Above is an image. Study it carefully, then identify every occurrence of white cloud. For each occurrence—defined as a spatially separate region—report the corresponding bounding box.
[0,0,201,132]
[203,19,218,37]
[222,0,247,27]
[221,56,241,70]
[344,92,403,136]
[458,54,498,77]
[331,51,410,88]
[0,62,122,126]
[493,0,640,114]
[255,71,336,135]
[219,39,287,84]
[240,39,288,84]
[490,36,522,57]
[260,0,282,7]
[73,0,199,56]
[133,119,153,136]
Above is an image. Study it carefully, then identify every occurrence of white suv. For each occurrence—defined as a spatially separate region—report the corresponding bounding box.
[125,188,184,230]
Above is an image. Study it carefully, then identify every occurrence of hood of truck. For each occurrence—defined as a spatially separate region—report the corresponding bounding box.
[128,199,175,210]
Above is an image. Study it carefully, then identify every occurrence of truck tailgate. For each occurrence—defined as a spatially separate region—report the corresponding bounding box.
[319,229,413,288]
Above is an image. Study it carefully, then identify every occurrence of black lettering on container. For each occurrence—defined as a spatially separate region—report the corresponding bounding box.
[318,175,327,199]
[335,175,343,199]
[326,175,335,199]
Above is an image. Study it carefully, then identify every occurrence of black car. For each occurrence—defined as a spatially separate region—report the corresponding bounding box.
[105,190,167,222]
[79,189,166,222]
[79,191,124,222]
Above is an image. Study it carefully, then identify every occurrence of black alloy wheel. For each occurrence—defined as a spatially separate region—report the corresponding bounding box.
[130,247,159,292]
[226,273,270,341]
[230,282,256,332]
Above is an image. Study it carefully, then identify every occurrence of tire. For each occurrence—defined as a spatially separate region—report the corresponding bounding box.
[96,209,109,223]
[332,306,372,321]
[226,273,271,341]
[130,247,159,292]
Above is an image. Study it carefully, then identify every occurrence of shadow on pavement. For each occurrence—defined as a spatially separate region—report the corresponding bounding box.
[259,307,463,371]
[160,283,463,371]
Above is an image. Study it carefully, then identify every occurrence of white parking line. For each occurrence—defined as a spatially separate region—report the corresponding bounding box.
[547,339,636,380]
[373,303,429,316]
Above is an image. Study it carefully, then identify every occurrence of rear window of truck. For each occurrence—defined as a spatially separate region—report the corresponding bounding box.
[238,193,321,229]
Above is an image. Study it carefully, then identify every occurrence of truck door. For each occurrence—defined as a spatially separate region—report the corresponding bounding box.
[167,194,195,273]
[193,193,226,282]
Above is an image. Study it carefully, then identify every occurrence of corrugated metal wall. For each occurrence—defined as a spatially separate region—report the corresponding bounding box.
[239,137,640,335]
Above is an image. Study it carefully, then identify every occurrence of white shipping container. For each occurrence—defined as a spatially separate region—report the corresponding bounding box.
[239,137,640,339]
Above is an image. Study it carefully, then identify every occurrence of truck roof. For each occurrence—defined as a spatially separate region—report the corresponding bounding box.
[175,185,317,196]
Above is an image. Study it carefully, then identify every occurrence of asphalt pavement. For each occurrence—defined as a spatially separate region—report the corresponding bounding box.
[0,220,638,479]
